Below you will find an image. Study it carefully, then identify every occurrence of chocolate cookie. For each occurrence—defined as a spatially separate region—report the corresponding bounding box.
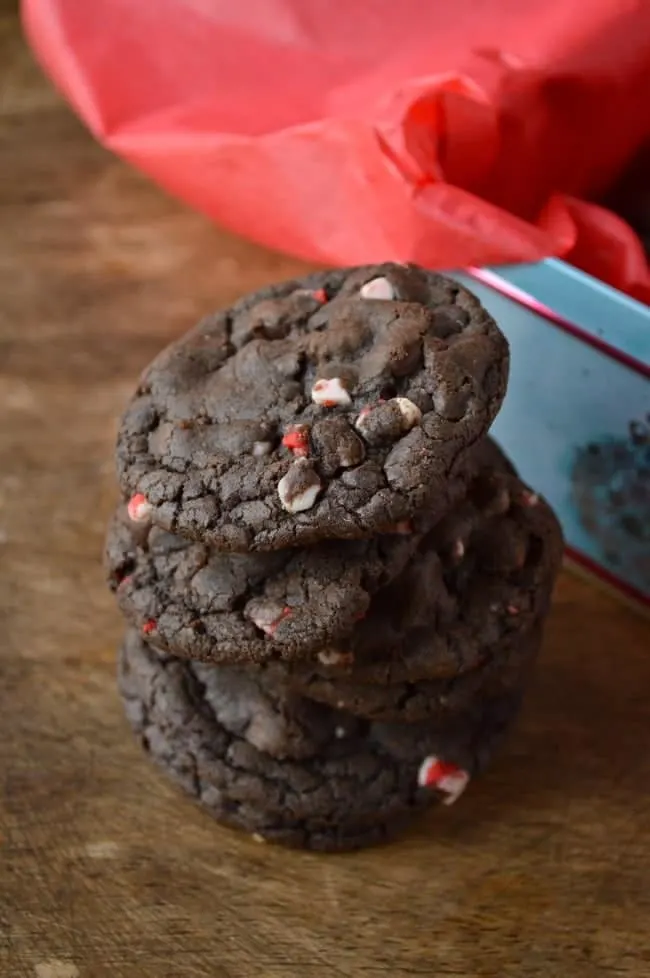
[105,442,505,664]
[275,620,544,723]
[289,471,563,689]
[107,454,561,682]
[105,462,470,665]
[119,629,523,851]
[116,264,509,552]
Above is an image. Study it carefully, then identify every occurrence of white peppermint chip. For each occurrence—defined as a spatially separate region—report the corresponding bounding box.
[521,491,539,507]
[279,479,320,514]
[277,461,322,513]
[417,756,438,788]
[438,771,470,806]
[311,377,352,407]
[334,726,347,739]
[249,601,286,635]
[253,440,273,456]
[359,276,395,300]
[453,539,465,559]
[394,397,422,429]
[354,405,373,433]
[318,649,347,666]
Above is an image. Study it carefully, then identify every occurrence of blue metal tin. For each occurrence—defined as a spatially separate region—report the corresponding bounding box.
[452,260,649,605]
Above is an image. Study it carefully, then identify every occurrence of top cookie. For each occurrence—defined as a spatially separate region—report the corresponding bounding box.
[116,263,509,552]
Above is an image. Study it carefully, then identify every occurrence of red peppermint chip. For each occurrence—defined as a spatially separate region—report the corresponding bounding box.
[282,425,310,457]
[127,493,152,522]
[417,756,469,805]
[142,619,157,635]
[266,606,292,636]
[248,601,293,637]
[311,288,328,303]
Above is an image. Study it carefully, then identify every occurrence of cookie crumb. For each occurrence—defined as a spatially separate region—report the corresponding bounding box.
[417,756,469,805]
[360,277,395,300]
[311,377,352,408]
[127,493,152,522]
[251,832,266,844]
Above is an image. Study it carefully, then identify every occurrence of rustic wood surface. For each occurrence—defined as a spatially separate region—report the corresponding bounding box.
[2,9,650,977]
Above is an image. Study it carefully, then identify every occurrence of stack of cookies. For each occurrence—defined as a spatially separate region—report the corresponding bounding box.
[106,263,563,851]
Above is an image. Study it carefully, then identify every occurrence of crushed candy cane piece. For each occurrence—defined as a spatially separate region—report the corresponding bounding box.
[127,493,152,522]
[360,277,395,300]
[417,756,469,805]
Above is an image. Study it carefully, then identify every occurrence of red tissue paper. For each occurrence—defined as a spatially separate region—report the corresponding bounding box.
[23,0,650,302]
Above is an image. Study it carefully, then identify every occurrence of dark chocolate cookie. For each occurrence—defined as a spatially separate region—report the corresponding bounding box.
[106,508,425,664]
[107,453,561,682]
[116,264,509,552]
[119,629,523,851]
[288,471,563,689]
[105,444,491,664]
[275,620,544,723]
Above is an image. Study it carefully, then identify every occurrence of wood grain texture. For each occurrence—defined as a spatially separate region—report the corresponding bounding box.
[2,11,650,977]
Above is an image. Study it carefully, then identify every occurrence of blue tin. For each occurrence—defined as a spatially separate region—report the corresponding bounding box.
[452,260,649,606]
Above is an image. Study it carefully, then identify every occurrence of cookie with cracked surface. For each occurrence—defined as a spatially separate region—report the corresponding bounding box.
[116,263,509,552]
[118,629,522,851]
[272,620,544,723]
[285,471,563,691]
[107,450,561,688]
[105,443,481,664]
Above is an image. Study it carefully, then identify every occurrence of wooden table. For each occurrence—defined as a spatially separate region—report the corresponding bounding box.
[2,11,649,977]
